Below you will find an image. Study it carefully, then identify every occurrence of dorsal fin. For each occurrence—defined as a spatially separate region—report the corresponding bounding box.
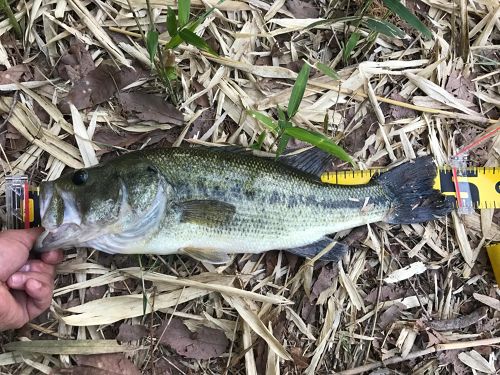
[192,144,334,178]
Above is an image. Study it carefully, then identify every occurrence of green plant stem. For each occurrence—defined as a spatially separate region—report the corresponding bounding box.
[0,0,21,39]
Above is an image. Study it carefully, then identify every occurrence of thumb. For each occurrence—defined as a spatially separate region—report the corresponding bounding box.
[0,228,43,282]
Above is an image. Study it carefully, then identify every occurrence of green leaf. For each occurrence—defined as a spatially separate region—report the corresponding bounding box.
[382,0,432,39]
[248,110,278,133]
[178,0,191,27]
[287,63,310,118]
[315,62,340,80]
[277,106,287,123]
[276,134,290,158]
[166,7,178,37]
[163,66,177,80]
[251,131,267,150]
[284,127,352,164]
[146,30,159,62]
[178,29,217,55]
[363,18,405,38]
[343,32,360,62]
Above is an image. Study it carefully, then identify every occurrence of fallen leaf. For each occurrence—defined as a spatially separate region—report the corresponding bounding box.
[388,93,417,120]
[311,266,337,301]
[187,108,216,139]
[118,92,184,125]
[57,41,95,82]
[458,350,495,374]
[290,347,309,369]
[60,61,147,113]
[365,285,408,304]
[155,318,228,360]
[378,303,405,330]
[438,350,470,375]
[445,69,475,103]
[0,64,29,84]
[116,324,148,342]
[56,354,141,375]
[383,262,427,283]
[287,0,320,19]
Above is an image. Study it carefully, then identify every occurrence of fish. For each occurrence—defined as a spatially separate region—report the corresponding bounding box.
[33,146,454,263]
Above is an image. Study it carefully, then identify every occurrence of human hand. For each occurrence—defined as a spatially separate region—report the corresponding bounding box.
[0,228,63,331]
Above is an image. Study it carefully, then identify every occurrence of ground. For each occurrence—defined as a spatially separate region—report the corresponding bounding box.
[0,0,499,374]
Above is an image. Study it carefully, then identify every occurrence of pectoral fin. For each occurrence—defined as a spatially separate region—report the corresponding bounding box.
[180,247,232,264]
[178,199,236,226]
[284,237,348,262]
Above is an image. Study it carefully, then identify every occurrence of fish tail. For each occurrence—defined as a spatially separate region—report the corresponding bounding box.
[376,156,454,224]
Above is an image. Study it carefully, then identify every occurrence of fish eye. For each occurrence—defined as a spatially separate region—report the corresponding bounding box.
[72,170,88,185]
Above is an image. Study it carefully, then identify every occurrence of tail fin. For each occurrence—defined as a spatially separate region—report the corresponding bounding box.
[376,156,454,224]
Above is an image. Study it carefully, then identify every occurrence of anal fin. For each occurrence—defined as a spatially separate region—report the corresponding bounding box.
[180,247,232,264]
[284,237,348,262]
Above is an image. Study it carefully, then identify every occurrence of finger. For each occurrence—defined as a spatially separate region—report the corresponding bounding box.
[25,278,53,318]
[0,228,44,282]
[7,271,53,290]
[41,250,64,265]
[0,284,28,331]
[18,260,56,278]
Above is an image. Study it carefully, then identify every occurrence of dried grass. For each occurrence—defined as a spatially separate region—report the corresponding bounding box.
[0,0,499,374]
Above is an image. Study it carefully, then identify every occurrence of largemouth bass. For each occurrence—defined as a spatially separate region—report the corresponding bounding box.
[34,147,453,263]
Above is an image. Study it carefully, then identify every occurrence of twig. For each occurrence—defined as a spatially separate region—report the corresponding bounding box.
[337,337,500,375]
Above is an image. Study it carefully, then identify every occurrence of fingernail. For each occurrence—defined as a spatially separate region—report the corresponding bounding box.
[8,273,24,287]
[19,263,30,272]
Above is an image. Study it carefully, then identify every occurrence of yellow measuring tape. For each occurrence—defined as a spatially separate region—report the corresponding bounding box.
[321,166,500,210]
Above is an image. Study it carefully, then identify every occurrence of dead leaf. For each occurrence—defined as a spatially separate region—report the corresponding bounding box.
[388,93,417,120]
[187,108,216,139]
[116,324,148,342]
[60,62,147,113]
[365,285,409,304]
[118,92,184,125]
[57,41,95,82]
[155,318,228,360]
[287,0,320,19]
[290,347,309,369]
[378,303,404,330]
[445,69,475,103]
[93,127,147,152]
[192,79,210,107]
[55,354,141,375]
[427,307,487,331]
[438,350,470,375]
[301,265,337,322]
[0,64,29,84]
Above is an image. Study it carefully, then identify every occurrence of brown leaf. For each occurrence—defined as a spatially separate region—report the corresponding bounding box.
[117,92,184,125]
[60,62,147,113]
[427,307,487,332]
[155,318,228,360]
[387,93,417,120]
[116,324,148,342]
[287,0,320,18]
[57,41,95,82]
[59,354,141,375]
[0,64,29,84]
[365,285,409,304]
[378,303,404,330]
[438,350,470,375]
[290,347,309,369]
[311,266,337,301]
[192,79,210,107]
[445,69,475,103]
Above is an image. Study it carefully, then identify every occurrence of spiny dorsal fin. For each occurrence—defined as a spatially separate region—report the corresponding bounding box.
[178,199,236,226]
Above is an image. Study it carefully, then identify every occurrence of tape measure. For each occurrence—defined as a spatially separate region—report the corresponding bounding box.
[321,166,500,210]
